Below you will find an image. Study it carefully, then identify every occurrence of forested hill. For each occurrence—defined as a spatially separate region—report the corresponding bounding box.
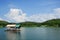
[41,19,60,27]
[20,19,60,27]
[0,19,60,27]
[20,22,41,27]
[0,20,8,27]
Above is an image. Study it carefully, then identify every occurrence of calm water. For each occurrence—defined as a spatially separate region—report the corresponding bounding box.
[0,27,60,40]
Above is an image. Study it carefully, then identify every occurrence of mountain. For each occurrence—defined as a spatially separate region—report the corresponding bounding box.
[41,19,60,27]
[20,21,41,27]
[20,19,60,27]
[0,19,60,27]
[0,20,8,27]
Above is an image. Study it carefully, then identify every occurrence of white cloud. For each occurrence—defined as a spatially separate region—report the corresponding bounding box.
[0,18,3,20]
[26,8,60,22]
[53,8,60,13]
[5,8,60,23]
[5,8,26,23]
[26,14,56,22]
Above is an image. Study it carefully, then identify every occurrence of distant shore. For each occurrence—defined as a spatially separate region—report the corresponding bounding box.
[0,19,60,28]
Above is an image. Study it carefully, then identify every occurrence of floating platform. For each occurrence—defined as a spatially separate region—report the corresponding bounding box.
[5,29,21,31]
[5,23,21,32]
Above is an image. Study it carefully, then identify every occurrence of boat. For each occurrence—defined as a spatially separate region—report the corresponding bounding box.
[5,23,21,31]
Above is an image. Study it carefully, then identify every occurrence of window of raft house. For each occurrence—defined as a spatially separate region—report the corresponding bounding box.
[16,24,20,28]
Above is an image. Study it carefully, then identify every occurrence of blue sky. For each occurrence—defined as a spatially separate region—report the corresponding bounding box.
[0,0,60,22]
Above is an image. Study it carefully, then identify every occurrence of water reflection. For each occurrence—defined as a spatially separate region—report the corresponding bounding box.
[6,31,21,40]
[0,27,60,40]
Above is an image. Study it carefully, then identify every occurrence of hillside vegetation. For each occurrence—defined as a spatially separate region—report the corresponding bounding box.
[0,20,8,28]
[0,19,60,27]
[20,22,41,27]
[41,19,60,27]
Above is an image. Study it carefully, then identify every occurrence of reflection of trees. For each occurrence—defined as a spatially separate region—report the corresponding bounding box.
[6,31,21,40]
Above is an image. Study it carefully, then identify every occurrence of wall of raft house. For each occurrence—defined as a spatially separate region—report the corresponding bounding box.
[6,24,16,28]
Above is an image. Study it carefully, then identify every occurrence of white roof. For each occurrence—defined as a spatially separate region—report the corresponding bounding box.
[6,24,16,27]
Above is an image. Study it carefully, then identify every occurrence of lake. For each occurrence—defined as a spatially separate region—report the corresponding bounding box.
[0,27,60,40]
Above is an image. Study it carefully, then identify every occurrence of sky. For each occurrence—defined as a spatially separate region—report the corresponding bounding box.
[0,0,60,23]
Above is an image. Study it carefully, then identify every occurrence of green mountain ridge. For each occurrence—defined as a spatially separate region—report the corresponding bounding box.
[41,19,60,27]
[0,19,60,27]
[0,20,8,27]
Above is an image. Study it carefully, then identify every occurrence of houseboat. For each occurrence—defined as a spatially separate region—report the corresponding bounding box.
[6,23,21,31]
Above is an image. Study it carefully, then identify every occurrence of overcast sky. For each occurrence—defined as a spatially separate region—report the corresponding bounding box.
[0,0,60,23]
